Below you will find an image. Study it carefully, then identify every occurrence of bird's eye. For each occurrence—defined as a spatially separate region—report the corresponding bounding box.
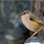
[21,12,26,15]
[23,12,26,14]
[21,10,29,16]
[22,10,29,15]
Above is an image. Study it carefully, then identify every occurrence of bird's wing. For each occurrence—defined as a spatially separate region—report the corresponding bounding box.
[30,14,44,26]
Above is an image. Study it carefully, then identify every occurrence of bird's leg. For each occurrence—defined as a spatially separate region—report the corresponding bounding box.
[29,27,43,38]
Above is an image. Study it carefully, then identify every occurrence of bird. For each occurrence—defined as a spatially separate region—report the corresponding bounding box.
[21,10,44,37]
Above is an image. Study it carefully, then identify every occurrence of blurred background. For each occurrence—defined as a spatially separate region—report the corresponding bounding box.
[0,0,44,44]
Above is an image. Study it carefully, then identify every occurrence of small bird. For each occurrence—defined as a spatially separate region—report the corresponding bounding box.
[21,10,44,37]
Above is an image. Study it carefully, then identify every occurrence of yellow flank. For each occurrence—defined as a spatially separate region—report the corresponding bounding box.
[31,21,42,28]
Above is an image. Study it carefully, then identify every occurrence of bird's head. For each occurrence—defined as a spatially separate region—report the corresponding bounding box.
[20,10,33,20]
[21,10,35,21]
